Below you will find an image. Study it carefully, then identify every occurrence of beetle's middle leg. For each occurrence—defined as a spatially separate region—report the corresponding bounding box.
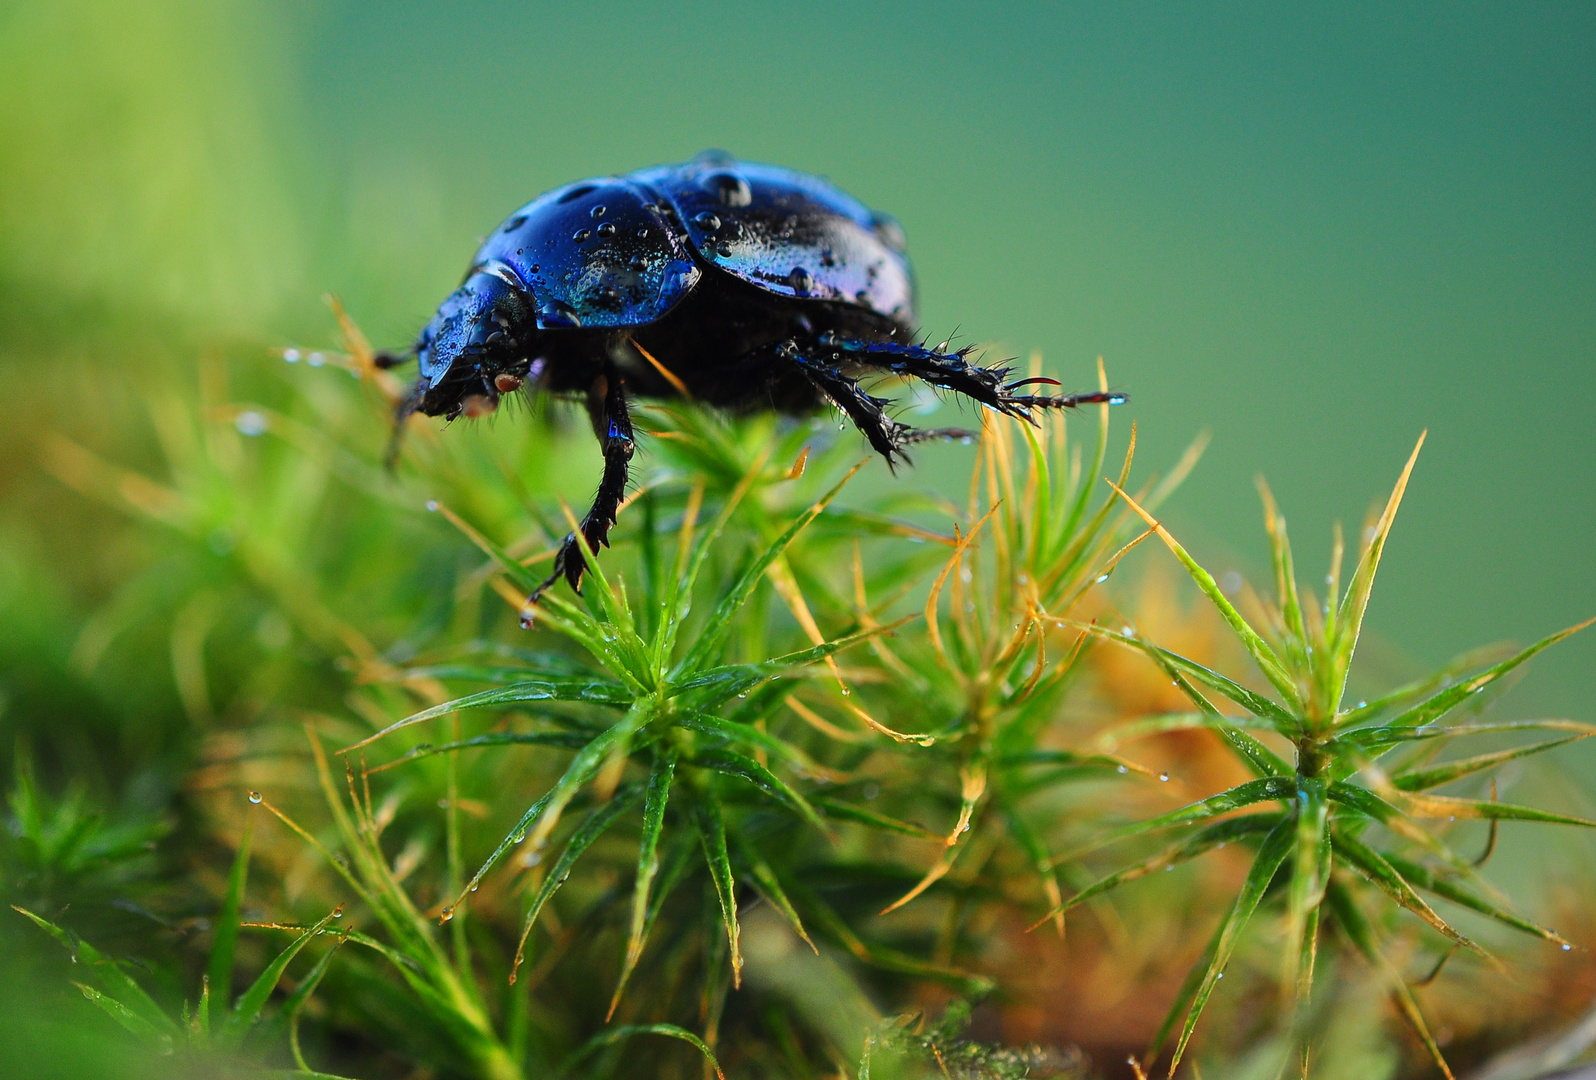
[828,339,1125,418]
[529,374,634,609]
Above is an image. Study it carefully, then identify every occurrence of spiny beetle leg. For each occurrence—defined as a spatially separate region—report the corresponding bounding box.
[827,337,1126,417]
[525,374,635,617]
[790,348,916,469]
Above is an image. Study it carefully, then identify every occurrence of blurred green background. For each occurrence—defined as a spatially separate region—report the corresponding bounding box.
[0,2,1592,1071]
[4,0,1589,716]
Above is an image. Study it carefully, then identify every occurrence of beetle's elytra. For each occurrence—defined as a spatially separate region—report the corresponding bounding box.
[379,151,1125,613]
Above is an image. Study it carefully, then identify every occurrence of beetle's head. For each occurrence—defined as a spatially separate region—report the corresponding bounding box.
[409,264,536,419]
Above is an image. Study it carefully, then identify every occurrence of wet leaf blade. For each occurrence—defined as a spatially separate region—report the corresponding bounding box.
[676,463,863,676]
[612,749,678,1015]
[1071,777,1293,858]
[1036,814,1283,926]
[1106,481,1301,709]
[1379,619,1593,732]
[693,796,743,986]
[1085,624,1296,726]
[1382,853,1572,947]
[343,676,633,752]
[13,907,177,1038]
[221,909,338,1043]
[813,797,938,840]
[1329,831,1483,955]
[561,1023,726,1080]
[72,983,164,1043]
[692,747,826,833]
[730,825,815,952]
[1167,818,1294,1075]
[1392,734,1592,791]
[514,781,644,976]
[1325,877,1455,1079]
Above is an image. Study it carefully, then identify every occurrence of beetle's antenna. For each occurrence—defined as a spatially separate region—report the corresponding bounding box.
[372,346,415,370]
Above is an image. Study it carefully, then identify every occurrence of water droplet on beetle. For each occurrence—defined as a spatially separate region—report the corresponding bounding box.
[537,300,582,329]
[234,411,267,437]
[503,215,527,232]
[572,228,591,242]
[248,790,262,804]
[596,222,616,238]
[702,171,752,207]
[635,226,650,239]
[590,204,606,218]
[1108,394,1127,405]
[789,266,813,293]
[693,211,721,231]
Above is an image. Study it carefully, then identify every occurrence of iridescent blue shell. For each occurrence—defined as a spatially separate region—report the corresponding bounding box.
[466,154,916,332]
[630,154,915,325]
[473,177,701,330]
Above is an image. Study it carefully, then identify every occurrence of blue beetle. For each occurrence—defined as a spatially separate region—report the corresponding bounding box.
[380,151,1124,604]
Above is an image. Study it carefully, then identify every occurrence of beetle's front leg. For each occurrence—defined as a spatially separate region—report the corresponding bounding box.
[526,374,634,614]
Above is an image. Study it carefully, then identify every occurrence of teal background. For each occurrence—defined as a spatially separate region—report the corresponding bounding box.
[3,0,1591,719]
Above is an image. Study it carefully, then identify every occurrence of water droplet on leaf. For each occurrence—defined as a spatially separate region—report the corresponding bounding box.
[248,791,262,804]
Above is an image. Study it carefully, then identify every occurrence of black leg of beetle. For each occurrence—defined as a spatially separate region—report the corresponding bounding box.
[384,376,428,471]
[527,375,634,612]
[827,339,1125,419]
[789,349,917,469]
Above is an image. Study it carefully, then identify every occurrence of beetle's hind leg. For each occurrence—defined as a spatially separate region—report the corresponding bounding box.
[526,374,635,616]
[789,349,919,469]
[827,338,1126,419]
